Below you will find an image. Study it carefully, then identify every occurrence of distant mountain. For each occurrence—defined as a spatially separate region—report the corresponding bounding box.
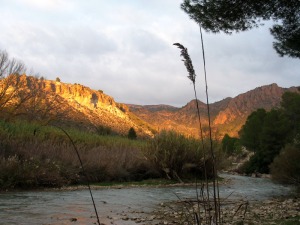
[128,83,300,138]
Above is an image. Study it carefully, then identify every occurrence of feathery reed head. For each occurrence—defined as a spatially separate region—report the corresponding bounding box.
[173,43,196,83]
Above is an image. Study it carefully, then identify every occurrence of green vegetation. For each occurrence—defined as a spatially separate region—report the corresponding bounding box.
[181,0,300,58]
[144,130,221,181]
[0,119,151,190]
[221,134,242,155]
[0,119,225,190]
[236,91,300,186]
[127,127,137,140]
[95,125,113,136]
[270,145,300,185]
[239,108,267,152]
[240,109,290,173]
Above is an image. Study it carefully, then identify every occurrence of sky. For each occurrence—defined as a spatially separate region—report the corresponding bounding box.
[0,0,299,107]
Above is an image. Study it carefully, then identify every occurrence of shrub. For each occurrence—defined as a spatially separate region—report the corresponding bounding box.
[95,125,112,136]
[143,130,214,181]
[0,155,68,189]
[221,134,241,155]
[128,127,137,140]
[270,145,300,186]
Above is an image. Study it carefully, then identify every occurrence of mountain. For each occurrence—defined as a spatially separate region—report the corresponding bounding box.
[1,75,155,137]
[128,83,300,138]
[2,75,298,139]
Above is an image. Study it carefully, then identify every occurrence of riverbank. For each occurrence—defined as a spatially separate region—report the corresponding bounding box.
[0,176,229,193]
[147,196,300,225]
[0,174,295,225]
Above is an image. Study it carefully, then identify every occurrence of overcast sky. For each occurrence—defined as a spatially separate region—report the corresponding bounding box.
[0,0,299,107]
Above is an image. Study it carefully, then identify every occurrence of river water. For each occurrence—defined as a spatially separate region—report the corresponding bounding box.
[0,174,293,225]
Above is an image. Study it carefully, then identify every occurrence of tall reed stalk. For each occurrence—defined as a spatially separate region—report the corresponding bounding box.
[174,40,221,224]
[199,26,221,224]
[52,125,101,225]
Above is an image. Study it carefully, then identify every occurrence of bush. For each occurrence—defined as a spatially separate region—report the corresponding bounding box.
[0,155,69,189]
[221,134,241,155]
[143,130,215,181]
[270,145,300,186]
[95,125,112,136]
[128,127,137,140]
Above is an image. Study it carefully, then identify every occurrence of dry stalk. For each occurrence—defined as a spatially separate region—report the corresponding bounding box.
[174,40,221,224]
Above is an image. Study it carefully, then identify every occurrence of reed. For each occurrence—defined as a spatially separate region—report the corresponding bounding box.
[174,42,221,224]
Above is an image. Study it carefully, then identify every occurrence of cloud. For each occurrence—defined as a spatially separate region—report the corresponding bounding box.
[0,0,298,107]
[15,0,75,11]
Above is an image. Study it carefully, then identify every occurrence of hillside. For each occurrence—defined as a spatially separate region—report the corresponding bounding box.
[2,75,298,139]
[0,75,155,137]
[128,83,300,138]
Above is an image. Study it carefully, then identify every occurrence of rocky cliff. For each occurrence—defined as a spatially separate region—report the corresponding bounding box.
[3,75,154,137]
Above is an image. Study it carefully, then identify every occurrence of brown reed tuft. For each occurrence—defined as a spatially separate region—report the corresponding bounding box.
[173,43,196,83]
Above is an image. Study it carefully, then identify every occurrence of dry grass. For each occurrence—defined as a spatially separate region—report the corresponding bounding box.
[0,119,152,189]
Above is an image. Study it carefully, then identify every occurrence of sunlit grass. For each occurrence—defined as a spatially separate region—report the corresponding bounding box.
[0,119,146,148]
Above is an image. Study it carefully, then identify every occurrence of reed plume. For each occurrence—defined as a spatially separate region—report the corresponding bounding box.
[173,43,196,83]
[174,41,223,224]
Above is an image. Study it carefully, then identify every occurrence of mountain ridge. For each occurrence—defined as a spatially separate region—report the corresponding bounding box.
[128,83,299,138]
[2,75,298,139]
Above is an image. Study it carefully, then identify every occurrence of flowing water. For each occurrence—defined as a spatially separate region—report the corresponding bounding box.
[0,174,293,225]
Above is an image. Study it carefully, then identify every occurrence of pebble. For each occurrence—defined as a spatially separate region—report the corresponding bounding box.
[141,197,300,225]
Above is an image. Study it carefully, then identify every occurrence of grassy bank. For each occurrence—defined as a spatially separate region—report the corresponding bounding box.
[0,119,224,191]
[0,119,155,190]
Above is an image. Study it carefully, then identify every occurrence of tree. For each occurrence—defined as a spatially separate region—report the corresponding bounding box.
[55,77,61,82]
[281,92,300,144]
[0,50,65,122]
[238,91,300,174]
[270,145,300,186]
[0,50,27,114]
[221,134,240,155]
[239,108,291,173]
[181,0,300,58]
[257,109,291,173]
[239,108,267,151]
[0,50,26,79]
[128,127,137,140]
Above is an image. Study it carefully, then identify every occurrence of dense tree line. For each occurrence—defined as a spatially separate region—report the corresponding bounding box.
[225,91,300,185]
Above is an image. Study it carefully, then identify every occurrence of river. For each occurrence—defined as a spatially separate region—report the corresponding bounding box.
[0,174,293,225]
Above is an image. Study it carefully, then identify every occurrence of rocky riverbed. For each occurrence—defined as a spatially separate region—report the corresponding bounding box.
[140,197,300,225]
[0,174,297,225]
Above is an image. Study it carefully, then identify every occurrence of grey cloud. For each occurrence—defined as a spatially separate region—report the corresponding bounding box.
[0,0,299,107]
[2,24,117,60]
[129,29,168,55]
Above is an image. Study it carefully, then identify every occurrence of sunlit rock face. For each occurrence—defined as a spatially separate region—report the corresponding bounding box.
[3,75,154,137]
